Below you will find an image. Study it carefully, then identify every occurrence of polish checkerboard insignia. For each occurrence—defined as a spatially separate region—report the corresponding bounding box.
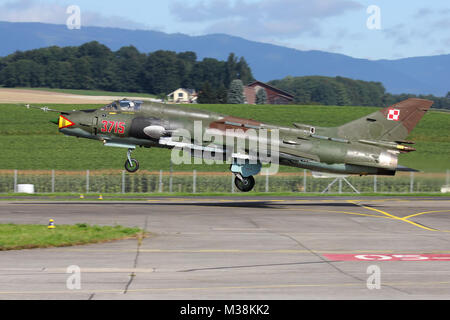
[387,109,400,121]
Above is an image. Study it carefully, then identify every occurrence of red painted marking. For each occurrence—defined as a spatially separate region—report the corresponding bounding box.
[58,115,75,129]
[323,254,450,261]
[118,122,125,134]
[101,120,108,132]
[107,120,115,133]
[100,120,126,134]
[387,109,400,121]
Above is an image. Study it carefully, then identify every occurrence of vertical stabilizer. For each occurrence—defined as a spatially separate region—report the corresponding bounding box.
[336,98,433,141]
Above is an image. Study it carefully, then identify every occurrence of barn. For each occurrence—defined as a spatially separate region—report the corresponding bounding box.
[244,80,294,105]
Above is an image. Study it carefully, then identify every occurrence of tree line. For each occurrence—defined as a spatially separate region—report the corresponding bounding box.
[0,41,448,109]
[0,41,254,98]
[269,76,450,109]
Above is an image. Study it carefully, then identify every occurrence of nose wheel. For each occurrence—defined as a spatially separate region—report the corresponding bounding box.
[234,175,255,192]
[125,148,139,173]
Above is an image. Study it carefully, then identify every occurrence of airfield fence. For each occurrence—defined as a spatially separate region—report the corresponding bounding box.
[0,169,449,194]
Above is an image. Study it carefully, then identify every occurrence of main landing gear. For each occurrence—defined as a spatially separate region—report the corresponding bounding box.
[231,161,262,193]
[125,148,139,173]
[234,174,255,192]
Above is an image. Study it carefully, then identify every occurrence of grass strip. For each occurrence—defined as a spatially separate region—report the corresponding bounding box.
[0,223,143,251]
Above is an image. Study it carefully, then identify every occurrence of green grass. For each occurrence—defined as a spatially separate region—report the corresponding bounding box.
[0,223,143,250]
[0,103,448,172]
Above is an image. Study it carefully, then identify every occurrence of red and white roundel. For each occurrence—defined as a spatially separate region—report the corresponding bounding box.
[387,109,400,121]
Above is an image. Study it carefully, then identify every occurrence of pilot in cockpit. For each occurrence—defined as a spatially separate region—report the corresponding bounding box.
[101,100,142,111]
[120,101,134,110]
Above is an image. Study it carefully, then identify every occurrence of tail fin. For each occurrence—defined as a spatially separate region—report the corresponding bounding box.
[336,98,433,142]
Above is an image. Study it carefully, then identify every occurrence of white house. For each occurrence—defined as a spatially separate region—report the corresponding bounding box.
[167,88,197,104]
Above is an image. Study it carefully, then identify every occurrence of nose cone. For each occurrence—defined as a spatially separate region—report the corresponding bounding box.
[58,115,75,129]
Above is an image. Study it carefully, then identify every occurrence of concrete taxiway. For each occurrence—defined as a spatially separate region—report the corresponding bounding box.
[0,196,449,299]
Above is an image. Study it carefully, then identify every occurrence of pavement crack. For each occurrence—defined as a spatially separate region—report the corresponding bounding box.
[178,260,342,272]
[281,232,362,280]
[123,215,148,294]
[278,232,410,295]
[249,212,412,297]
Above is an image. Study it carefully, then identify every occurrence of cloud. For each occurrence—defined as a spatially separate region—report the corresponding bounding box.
[382,23,411,46]
[0,0,149,29]
[413,8,434,19]
[169,0,362,40]
[383,7,450,52]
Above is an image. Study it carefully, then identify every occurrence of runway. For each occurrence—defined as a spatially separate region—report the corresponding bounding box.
[0,196,450,300]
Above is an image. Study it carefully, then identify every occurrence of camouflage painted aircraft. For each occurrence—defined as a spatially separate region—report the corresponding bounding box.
[28,98,432,192]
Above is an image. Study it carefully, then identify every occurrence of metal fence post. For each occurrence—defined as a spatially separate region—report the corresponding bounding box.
[13,169,17,193]
[265,173,269,192]
[410,172,414,193]
[303,170,307,193]
[193,170,196,193]
[86,170,90,194]
[159,170,163,193]
[169,161,173,193]
[374,175,377,193]
[447,169,449,186]
[51,169,55,193]
[122,170,125,194]
[231,173,235,193]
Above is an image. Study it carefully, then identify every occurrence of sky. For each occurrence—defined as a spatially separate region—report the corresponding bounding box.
[0,0,448,60]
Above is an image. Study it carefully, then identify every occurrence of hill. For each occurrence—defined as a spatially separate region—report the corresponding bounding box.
[0,21,448,96]
[0,101,448,172]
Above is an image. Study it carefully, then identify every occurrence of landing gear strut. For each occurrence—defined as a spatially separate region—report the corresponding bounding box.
[124,148,139,173]
[234,174,255,192]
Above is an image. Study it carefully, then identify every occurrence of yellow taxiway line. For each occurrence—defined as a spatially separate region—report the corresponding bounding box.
[347,200,450,232]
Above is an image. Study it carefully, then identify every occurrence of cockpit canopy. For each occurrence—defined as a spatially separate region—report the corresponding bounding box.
[101,99,143,111]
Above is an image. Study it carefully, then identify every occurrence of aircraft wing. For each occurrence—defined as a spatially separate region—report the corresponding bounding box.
[160,137,321,164]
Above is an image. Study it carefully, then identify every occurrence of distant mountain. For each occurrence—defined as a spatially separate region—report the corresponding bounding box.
[0,21,448,96]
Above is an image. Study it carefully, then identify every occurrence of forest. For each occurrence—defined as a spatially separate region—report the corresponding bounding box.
[269,76,450,109]
[0,41,254,98]
[0,41,448,109]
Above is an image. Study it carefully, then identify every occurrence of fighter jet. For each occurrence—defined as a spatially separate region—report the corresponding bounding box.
[31,98,432,192]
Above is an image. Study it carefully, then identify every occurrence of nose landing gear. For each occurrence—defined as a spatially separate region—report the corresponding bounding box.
[125,148,139,173]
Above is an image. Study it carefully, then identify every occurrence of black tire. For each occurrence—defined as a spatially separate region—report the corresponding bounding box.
[234,176,255,192]
[124,158,139,173]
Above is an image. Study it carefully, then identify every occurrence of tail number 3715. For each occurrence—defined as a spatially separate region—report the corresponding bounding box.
[100,120,126,134]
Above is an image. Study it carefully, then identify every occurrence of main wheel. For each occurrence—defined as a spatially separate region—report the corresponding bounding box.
[124,158,139,173]
[234,175,255,192]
